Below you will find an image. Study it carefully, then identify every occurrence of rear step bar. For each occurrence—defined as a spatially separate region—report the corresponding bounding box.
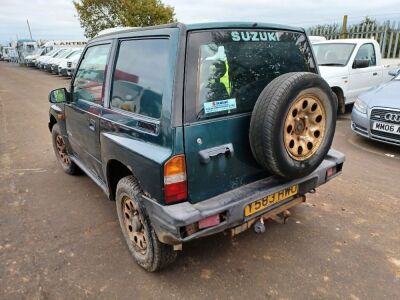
[230,195,306,237]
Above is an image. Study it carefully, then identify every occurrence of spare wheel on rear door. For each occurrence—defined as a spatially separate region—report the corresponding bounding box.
[249,72,337,179]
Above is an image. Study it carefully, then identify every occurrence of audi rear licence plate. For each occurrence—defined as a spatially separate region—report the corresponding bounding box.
[244,185,298,217]
[373,121,400,136]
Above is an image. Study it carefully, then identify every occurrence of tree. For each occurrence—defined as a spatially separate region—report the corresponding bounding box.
[359,16,378,28]
[309,23,340,35]
[74,0,176,38]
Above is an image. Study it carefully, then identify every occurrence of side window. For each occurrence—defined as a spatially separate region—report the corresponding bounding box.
[355,44,376,66]
[72,44,111,105]
[110,39,169,119]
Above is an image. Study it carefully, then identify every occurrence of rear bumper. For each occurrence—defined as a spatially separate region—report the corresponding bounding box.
[142,149,345,245]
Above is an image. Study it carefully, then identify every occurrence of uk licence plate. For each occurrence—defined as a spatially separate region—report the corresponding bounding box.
[373,121,400,136]
[244,185,299,217]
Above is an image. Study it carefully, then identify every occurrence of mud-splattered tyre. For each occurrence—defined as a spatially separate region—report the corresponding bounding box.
[116,176,177,272]
[249,72,337,179]
[51,123,80,175]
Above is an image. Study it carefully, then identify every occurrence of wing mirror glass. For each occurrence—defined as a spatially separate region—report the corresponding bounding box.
[49,88,69,103]
[352,59,370,69]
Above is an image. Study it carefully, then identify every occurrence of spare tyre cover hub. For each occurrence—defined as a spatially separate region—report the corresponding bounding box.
[284,94,327,161]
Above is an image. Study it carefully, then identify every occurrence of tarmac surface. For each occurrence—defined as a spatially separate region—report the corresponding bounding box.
[1,61,400,299]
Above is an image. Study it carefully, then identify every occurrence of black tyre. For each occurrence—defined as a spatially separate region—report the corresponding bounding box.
[249,72,337,178]
[51,123,81,175]
[116,176,177,272]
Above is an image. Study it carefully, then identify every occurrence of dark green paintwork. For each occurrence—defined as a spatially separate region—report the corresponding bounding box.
[48,22,313,206]
[185,22,305,33]
[184,114,270,203]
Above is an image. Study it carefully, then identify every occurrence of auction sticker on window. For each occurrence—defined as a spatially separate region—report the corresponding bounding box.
[373,121,400,136]
[204,98,237,114]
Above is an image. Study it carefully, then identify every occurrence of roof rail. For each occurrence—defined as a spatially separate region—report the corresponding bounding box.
[96,27,137,37]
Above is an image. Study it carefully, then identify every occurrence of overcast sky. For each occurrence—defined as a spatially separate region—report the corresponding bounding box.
[1,0,400,45]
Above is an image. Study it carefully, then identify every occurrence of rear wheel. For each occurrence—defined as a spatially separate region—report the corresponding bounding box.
[116,176,177,272]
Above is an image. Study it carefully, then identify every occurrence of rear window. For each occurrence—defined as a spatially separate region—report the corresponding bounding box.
[186,29,317,120]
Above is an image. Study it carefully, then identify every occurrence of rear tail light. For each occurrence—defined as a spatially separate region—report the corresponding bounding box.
[164,154,187,204]
[326,163,343,180]
[326,166,336,178]
[198,214,221,229]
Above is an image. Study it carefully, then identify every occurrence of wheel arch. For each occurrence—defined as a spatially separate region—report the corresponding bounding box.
[106,159,136,201]
[48,114,57,132]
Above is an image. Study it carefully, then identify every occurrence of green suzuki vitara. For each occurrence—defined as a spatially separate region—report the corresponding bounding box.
[48,22,345,271]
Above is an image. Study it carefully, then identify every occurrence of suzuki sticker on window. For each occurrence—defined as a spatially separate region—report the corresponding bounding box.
[231,31,280,42]
[204,99,237,114]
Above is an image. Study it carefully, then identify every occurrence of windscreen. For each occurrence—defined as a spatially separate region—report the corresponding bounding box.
[66,50,82,59]
[312,43,356,66]
[58,50,74,59]
[32,48,42,55]
[27,44,35,51]
[52,49,65,58]
[186,29,317,120]
[45,49,58,56]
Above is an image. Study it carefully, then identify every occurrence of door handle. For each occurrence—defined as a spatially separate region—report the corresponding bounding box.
[199,143,234,164]
[373,72,378,76]
[88,118,96,131]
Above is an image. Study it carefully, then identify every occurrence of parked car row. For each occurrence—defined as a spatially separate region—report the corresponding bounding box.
[1,42,84,77]
[32,47,83,76]
[24,45,54,66]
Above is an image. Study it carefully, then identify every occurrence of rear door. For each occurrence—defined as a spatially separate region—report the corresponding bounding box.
[184,29,318,203]
[65,42,112,180]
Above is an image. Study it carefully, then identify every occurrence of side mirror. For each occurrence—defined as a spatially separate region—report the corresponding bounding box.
[49,88,69,103]
[353,59,370,69]
[388,68,400,77]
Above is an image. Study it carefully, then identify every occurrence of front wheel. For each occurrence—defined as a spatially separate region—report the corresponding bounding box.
[51,123,80,175]
[116,176,177,272]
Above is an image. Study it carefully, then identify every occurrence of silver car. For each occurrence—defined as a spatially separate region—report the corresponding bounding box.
[351,68,400,146]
